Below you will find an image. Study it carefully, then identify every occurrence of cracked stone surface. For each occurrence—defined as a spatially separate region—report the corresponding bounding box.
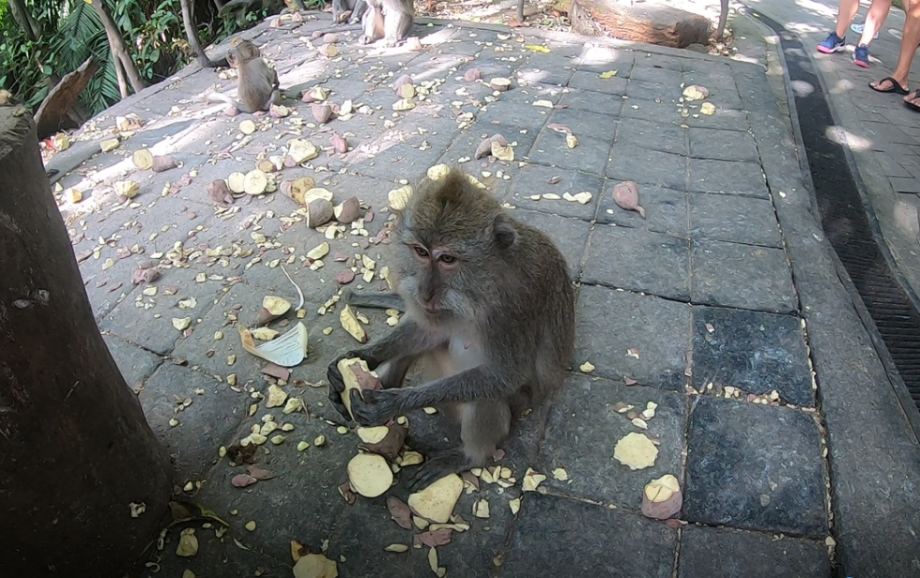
[37,7,920,578]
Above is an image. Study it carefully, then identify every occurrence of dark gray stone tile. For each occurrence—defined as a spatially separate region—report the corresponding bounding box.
[682,70,738,91]
[516,62,576,87]
[688,159,768,197]
[598,183,689,239]
[889,176,920,194]
[689,127,759,162]
[683,108,750,131]
[630,65,684,85]
[692,306,814,407]
[98,267,223,356]
[509,210,590,278]
[607,144,687,190]
[626,79,683,102]
[583,226,690,301]
[538,375,687,509]
[700,88,743,110]
[528,132,612,176]
[643,53,691,71]
[501,493,676,578]
[690,239,798,314]
[478,92,555,130]
[574,46,635,75]
[547,108,618,141]
[575,286,691,390]
[329,503,411,578]
[102,333,164,391]
[678,525,832,578]
[862,121,918,145]
[621,98,683,124]
[689,192,783,247]
[138,363,248,480]
[409,483,514,578]
[506,164,604,221]
[616,117,689,156]
[193,401,354,565]
[558,88,624,115]
[684,396,828,537]
[568,70,628,94]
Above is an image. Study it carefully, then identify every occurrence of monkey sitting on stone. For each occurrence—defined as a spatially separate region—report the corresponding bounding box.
[207,40,280,114]
[327,169,576,491]
[360,0,414,47]
[332,0,368,24]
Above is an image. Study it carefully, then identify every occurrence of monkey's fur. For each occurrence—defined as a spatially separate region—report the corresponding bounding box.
[207,40,280,113]
[360,0,414,46]
[327,170,575,491]
[332,0,368,24]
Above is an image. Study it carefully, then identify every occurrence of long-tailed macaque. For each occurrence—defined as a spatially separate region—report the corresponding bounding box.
[359,0,414,47]
[332,0,368,24]
[208,40,279,113]
[327,170,576,491]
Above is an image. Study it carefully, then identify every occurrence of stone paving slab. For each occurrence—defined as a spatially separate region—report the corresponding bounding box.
[41,9,919,578]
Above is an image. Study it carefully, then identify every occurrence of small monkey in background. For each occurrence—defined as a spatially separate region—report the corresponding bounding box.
[332,0,368,24]
[327,170,576,491]
[208,40,280,113]
[360,0,414,47]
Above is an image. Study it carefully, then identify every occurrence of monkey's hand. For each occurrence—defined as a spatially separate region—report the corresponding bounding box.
[327,351,379,420]
[348,388,399,426]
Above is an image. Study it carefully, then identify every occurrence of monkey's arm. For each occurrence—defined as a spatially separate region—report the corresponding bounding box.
[326,319,443,418]
[348,365,518,425]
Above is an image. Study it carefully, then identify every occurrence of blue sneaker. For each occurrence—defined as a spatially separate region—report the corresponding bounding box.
[817,31,846,54]
[854,44,870,67]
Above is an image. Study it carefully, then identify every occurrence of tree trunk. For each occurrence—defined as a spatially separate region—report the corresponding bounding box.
[571,0,712,48]
[715,0,729,41]
[0,107,172,577]
[180,0,227,68]
[8,0,41,41]
[112,53,129,98]
[89,0,147,94]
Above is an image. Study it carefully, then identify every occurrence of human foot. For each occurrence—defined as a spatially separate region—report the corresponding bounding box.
[904,89,920,111]
[854,44,870,68]
[870,76,909,94]
[817,31,846,54]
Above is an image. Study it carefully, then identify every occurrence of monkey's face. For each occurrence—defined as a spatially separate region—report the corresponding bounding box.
[397,240,469,318]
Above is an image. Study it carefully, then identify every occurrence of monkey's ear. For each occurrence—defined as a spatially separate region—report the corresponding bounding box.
[492,213,517,249]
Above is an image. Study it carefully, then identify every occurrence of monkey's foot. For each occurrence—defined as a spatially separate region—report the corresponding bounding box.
[407,449,470,492]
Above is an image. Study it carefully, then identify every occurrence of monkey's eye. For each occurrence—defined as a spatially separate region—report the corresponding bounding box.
[438,254,457,264]
[413,246,430,259]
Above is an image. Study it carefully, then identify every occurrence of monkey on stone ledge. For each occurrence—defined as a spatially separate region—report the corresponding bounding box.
[207,40,280,114]
[327,169,576,491]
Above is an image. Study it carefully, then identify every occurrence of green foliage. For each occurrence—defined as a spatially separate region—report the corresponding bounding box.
[0,0,282,120]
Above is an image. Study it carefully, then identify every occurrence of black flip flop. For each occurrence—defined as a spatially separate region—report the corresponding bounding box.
[905,89,920,112]
[870,76,909,95]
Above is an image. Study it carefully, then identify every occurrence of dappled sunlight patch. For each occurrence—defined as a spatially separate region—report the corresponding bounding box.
[893,199,920,238]
[824,125,873,152]
[828,77,857,96]
[790,79,815,98]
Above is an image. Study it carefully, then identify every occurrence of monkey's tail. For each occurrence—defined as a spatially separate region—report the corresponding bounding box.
[206,92,237,107]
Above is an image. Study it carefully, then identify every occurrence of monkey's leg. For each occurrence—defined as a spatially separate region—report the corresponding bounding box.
[360,5,384,44]
[342,288,404,310]
[408,399,511,491]
[349,0,368,23]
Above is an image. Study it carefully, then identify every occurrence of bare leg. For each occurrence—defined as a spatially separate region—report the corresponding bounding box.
[835,0,861,38]
[858,0,893,46]
[869,1,920,93]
